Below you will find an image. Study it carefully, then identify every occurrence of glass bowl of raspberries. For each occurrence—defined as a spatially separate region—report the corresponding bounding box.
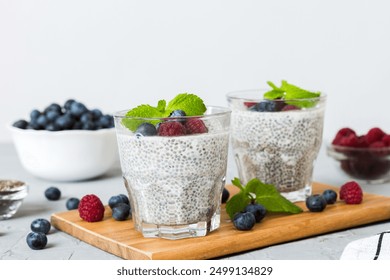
[327,127,390,184]
[9,99,119,181]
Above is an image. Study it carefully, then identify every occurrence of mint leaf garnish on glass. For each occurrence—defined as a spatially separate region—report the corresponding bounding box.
[263,80,321,108]
[226,177,303,219]
[122,93,207,131]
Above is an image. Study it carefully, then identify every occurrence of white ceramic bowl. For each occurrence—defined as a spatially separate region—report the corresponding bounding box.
[8,125,119,181]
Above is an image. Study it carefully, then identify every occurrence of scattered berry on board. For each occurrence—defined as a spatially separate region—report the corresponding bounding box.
[78,194,105,222]
[233,212,256,231]
[244,203,267,223]
[305,195,327,212]
[339,181,363,204]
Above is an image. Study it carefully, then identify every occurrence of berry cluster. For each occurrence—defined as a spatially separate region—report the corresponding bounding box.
[332,127,390,148]
[13,99,114,131]
[306,181,363,212]
[108,194,131,221]
[26,218,51,250]
[233,202,267,231]
[26,186,132,250]
[245,100,300,112]
[331,127,390,180]
[135,110,208,137]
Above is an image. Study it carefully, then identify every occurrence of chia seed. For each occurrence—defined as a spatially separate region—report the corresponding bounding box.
[230,106,325,202]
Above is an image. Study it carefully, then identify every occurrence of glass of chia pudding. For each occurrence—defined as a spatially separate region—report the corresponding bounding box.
[227,87,326,202]
[114,105,231,239]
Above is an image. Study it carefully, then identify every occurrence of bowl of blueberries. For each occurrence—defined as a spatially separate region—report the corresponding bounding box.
[9,99,118,181]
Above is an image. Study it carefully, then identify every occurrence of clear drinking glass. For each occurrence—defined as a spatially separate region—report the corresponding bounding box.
[227,90,326,202]
[114,106,231,239]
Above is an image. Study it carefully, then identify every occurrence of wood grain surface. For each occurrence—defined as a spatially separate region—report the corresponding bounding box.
[51,182,390,260]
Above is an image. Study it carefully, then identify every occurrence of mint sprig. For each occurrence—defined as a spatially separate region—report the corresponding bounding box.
[122,93,207,131]
[264,80,321,108]
[226,178,303,219]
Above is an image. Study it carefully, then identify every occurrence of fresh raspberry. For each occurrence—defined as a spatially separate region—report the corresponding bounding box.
[185,118,208,134]
[157,121,186,136]
[369,141,388,156]
[382,135,390,147]
[78,194,105,222]
[281,104,299,111]
[244,102,257,108]
[356,135,369,148]
[339,181,363,204]
[332,128,356,145]
[365,127,386,145]
[338,133,359,147]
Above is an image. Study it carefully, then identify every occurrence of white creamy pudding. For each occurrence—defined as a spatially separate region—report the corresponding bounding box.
[114,105,231,239]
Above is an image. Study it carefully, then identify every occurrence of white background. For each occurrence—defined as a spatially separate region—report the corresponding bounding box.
[1,0,390,143]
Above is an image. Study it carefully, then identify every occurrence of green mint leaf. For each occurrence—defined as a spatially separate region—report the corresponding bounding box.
[226,191,251,219]
[263,89,284,100]
[166,93,206,116]
[264,80,321,108]
[121,93,207,131]
[246,178,302,214]
[267,81,281,91]
[281,80,320,99]
[226,178,303,219]
[231,177,245,192]
[122,103,164,131]
[157,100,166,113]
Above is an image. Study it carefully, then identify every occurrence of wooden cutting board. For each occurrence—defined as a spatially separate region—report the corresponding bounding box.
[51,182,390,260]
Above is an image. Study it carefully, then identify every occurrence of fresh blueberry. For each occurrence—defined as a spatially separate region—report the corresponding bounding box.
[13,119,28,129]
[221,188,230,203]
[66,197,80,210]
[244,203,267,223]
[70,101,88,118]
[118,194,130,205]
[36,114,48,128]
[64,99,76,111]
[250,100,285,112]
[90,109,103,120]
[72,121,83,130]
[45,122,61,131]
[112,203,131,221]
[44,186,61,201]
[108,194,129,209]
[169,110,186,117]
[322,189,338,204]
[306,194,327,212]
[30,109,41,120]
[55,114,75,130]
[82,121,97,130]
[168,110,187,124]
[233,212,256,231]
[80,112,94,123]
[29,119,41,130]
[30,218,51,234]
[135,122,157,136]
[26,232,47,250]
[99,115,114,128]
[46,110,61,122]
[44,103,62,114]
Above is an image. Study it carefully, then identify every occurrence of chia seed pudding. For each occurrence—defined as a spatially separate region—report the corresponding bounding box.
[227,90,326,202]
[114,106,231,239]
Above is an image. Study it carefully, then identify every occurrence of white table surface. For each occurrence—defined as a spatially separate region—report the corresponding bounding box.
[1,141,390,260]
